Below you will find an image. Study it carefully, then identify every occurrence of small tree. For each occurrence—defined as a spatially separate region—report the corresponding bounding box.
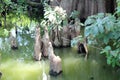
[84,13,120,67]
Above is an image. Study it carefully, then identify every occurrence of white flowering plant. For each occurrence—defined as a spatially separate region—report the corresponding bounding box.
[41,4,67,30]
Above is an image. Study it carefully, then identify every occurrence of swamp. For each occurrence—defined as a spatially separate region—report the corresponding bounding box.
[0,0,120,80]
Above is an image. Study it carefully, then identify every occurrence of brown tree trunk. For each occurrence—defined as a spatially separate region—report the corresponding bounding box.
[61,26,71,47]
[50,0,116,19]
[105,0,116,14]
[50,27,62,47]
[69,18,81,39]
[97,0,106,13]
[59,0,79,16]
[42,26,50,57]
[48,42,62,76]
[34,27,42,61]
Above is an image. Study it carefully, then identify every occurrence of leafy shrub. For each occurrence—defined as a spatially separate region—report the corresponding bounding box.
[40,4,67,30]
[84,13,120,67]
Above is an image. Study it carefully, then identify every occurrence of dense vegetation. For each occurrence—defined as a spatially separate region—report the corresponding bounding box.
[84,1,120,67]
[0,0,44,37]
[85,13,120,67]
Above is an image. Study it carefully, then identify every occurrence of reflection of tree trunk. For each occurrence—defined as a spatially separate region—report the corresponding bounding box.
[0,72,2,79]
[77,38,88,60]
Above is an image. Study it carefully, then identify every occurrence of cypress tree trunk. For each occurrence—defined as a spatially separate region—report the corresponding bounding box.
[34,27,42,61]
[42,26,50,57]
[50,0,116,19]
[97,0,106,13]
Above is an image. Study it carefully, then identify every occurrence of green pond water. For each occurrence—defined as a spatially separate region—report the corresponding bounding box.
[0,32,120,80]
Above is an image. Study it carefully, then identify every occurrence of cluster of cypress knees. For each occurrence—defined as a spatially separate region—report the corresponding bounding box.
[0,24,88,78]
[33,26,63,76]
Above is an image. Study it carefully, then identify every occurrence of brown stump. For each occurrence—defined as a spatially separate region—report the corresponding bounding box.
[69,18,81,39]
[48,42,62,76]
[51,27,62,47]
[34,27,42,61]
[61,26,71,47]
[42,26,50,57]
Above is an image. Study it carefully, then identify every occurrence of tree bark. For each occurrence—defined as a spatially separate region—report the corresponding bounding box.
[50,0,116,19]
[42,26,50,57]
[34,27,42,61]
[50,26,62,47]
[48,42,62,76]
[61,26,71,47]
[97,0,106,13]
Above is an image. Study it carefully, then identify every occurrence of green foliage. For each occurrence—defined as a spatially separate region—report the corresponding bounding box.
[85,13,116,44]
[0,28,9,37]
[116,0,120,16]
[7,14,31,27]
[70,10,80,19]
[71,35,83,47]
[101,46,120,67]
[85,13,120,67]
[0,0,27,15]
[0,0,34,37]
[40,4,67,30]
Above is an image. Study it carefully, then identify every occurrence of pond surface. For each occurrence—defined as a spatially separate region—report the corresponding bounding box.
[0,32,120,80]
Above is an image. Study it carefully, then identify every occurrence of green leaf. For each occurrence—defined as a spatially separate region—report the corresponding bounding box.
[101,46,111,54]
[70,10,79,19]
[98,24,104,33]
[105,46,111,51]
[93,25,99,36]
[85,26,91,37]
[4,29,9,37]
[71,35,83,47]
[103,36,109,44]
[107,56,112,65]
[85,18,95,26]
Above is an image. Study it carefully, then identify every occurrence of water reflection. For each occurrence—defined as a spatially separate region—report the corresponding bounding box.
[0,38,10,52]
[0,32,120,80]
